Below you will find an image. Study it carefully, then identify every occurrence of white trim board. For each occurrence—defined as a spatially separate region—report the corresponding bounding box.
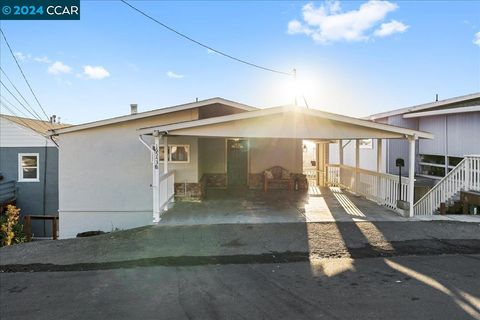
[403,105,480,118]
[368,92,480,120]
[53,97,257,135]
[138,105,433,139]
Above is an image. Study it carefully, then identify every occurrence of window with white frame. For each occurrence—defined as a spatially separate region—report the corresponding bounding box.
[157,145,190,163]
[18,153,39,182]
[418,154,464,178]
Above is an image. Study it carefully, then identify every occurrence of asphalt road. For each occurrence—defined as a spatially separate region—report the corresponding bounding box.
[1,254,479,320]
[2,221,480,266]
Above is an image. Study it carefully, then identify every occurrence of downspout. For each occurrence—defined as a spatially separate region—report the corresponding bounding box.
[43,138,48,236]
[444,115,448,177]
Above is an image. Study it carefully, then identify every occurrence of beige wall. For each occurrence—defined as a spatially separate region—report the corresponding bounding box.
[58,109,199,237]
[198,138,303,176]
[249,138,302,173]
[198,138,226,177]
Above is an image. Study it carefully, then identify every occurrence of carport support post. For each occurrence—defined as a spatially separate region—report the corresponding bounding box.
[376,138,383,203]
[376,139,382,172]
[163,135,168,174]
[339,140,344,165]
[408,135,416,217]
[355,139,360,194]
[339,140,343,185]
[153,133,161,222]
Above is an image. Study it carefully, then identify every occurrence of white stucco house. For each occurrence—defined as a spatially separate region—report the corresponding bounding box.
[56,97,479,239]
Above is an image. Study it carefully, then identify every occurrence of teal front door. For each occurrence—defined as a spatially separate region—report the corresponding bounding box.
[227,139,248,187]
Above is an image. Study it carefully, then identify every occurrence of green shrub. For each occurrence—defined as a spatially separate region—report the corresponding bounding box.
[0,205,26,247]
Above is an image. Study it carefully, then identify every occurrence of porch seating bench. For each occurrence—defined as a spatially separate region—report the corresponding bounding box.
[264,166,293,192]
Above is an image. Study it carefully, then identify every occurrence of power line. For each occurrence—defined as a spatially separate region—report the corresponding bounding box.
[120,0,293,77]
[1,96,30,118]
[0,80,44,121]
[0,28,51,122]
[0,80,54,132]
[0,101,46,135]
[302,95,310,109]
[0,67,45,120]
[0,86,53,132]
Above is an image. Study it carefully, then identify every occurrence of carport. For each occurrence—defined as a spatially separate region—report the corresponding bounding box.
[160,187,408,226]
[138,105,433,222]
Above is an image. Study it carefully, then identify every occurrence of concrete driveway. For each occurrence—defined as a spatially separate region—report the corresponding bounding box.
[160,186,407,226]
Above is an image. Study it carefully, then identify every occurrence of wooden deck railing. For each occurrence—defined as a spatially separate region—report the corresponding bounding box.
[0,179,17,206]
[326,164,410,210]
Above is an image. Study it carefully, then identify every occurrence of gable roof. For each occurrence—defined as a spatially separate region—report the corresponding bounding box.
[367,92,480,120]
[0,114,69,136]
[54,97,257,135]
[138,105,433,140]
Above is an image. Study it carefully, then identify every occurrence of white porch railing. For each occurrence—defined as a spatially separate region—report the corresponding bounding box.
[153,170,175,222]
[413,155,480,215]
[326,164,410,210]
[303,167,325,186]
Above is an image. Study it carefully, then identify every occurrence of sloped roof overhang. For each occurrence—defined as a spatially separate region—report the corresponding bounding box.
[138,106,433,140]
[53,97,257,135]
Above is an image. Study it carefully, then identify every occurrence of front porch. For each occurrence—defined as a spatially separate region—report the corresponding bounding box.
[160,186,408,226]
[138,106,434,222]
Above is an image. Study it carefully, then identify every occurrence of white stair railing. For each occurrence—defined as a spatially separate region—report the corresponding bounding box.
[326,164,409,210]
[413,155,480,215]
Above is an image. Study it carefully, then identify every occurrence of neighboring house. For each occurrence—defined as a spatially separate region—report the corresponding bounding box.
[329,92,480,199]
[53,97,432,238]
[0,115,67,237]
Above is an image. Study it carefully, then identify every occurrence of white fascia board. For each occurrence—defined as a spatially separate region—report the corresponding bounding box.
[403,105,480,118]
[53,97,257,135]
[138,105,433,139]
[368,92,480,120]
[138,106,285,134]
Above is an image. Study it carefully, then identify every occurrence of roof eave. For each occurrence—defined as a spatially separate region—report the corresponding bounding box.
[368,92,480,120]
[54,97,257,135]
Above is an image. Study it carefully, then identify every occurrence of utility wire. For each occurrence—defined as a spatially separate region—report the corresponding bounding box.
[302,94,310,109]
[0,80,54,132]
[120,0,293,77]
[1,96,30,118]
[0,101,46,135]
[0,28,52,122]
[0,67,45,120]
[0,80,44,121]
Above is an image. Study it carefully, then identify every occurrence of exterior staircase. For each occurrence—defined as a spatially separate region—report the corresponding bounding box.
[413,155,480,215]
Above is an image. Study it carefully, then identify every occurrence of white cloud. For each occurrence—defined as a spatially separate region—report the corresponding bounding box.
[474,31,480,46]
[83,65,110,79]
[48,61,72,75]
[14,52,26,60]
[287,0,408,43]
[34,56,51,64]
[374,20,409,37]
[166,71,184,79]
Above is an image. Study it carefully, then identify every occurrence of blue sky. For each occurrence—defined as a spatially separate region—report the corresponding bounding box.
[1,0,479,124]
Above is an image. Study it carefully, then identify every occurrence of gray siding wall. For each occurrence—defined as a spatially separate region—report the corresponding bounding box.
[329,139,387,172]
[419,115,446,156]
[0,146,59,237]
[418,112,480,157]
[446,112,480,157]
[387,115,419,175]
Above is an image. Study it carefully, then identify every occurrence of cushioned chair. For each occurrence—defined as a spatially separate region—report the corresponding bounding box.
[264,166,292,192]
